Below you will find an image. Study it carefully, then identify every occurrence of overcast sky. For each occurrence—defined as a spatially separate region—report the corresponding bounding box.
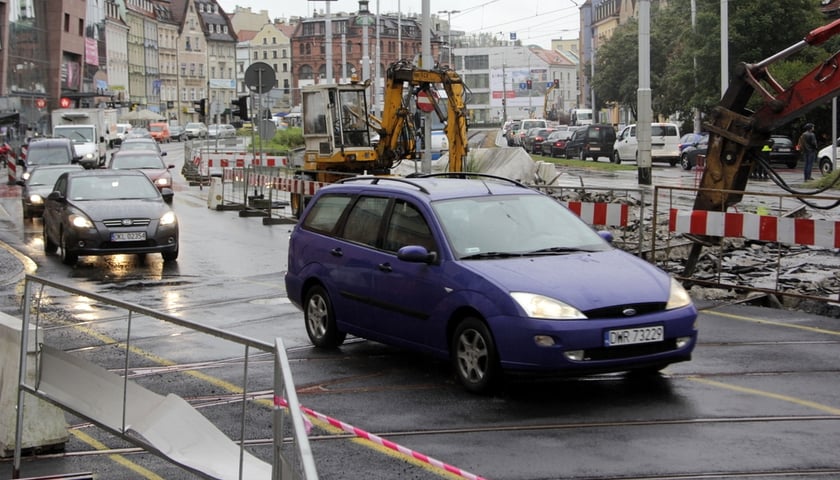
[215,0,581,49]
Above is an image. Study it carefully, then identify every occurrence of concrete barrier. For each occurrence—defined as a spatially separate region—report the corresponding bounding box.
[0,312,68,457]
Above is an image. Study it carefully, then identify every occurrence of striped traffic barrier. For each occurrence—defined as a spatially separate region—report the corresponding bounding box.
[564,201,629,227]
[274,395,487,480]
[669,208,840,249]
[6,150,16,185]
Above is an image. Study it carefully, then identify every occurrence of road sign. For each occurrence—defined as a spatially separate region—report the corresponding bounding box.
[244,62,276,94]
[416,90,436,113]
[35,98,46,109]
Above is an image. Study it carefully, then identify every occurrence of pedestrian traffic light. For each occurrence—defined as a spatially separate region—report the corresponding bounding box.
[193,98,207,117]
[553,78,559,88]
[231,95,249,121]
[526,79,532,90]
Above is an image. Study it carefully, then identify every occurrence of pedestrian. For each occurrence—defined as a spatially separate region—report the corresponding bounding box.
[798,123,818,181]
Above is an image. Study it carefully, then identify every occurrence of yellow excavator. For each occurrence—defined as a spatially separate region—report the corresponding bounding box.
[293,60,469,216]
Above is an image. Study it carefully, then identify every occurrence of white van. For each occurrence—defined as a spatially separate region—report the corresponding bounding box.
[514,119,548,146]
[613,123,681,166]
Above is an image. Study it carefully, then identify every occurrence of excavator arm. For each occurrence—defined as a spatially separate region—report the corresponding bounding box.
[695,18,840,212]
[376,60,470,172]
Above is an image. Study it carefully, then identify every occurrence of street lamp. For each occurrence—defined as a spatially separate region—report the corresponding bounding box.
[357,0,373,83]
[437,10,460,67]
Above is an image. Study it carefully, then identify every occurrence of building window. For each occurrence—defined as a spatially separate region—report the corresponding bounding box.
[254,51,258,60]
[272,37,277,44]
[78,19,83,35]
[64,14,70,32]
[273,51,277,59]
[263,51,267,59]
[263,38,267,45]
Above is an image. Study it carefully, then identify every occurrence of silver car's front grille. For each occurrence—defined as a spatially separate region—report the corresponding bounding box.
[103,218,152,228]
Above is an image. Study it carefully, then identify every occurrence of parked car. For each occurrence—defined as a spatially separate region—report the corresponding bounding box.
[285,174,698,393]
[766,135,799,168]
[42,169,178,265]
[564,124,617,162]
[106,150,175,200]
[614,123,681,166]
[816,137,838,175]
[169,124,186,142]
[678,132,708,154]
[522,128,555,154]
[540,130,573,158]
[208,124,236,139]
[17,164,84,219]
[19,138,81,179]
[680,135,710,170]
[149,122,171,143]
[184,122,208,139]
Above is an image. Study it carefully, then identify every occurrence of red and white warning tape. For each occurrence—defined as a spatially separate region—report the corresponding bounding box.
[274,396,487,480]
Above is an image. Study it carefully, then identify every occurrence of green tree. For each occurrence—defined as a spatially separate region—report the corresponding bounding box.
[593,0,831,128]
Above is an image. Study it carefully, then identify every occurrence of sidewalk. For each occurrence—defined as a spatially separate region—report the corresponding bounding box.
[0,180,26,287]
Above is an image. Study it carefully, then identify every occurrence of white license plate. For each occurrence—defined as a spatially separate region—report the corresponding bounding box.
[111,231,146,242]
[777,148,790,152]
[590,146,600,151]
[605,325,663,346]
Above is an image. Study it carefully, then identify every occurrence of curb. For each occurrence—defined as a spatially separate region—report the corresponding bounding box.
[0,240,35,287]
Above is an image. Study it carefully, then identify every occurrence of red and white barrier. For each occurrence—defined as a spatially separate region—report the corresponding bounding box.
[5,149,16,185]
[274,395,487,480]
[669,208,840,249]
[564,201,629,227]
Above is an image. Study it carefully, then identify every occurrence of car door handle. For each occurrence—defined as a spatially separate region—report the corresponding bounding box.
[378,263,392,272]
[330,248,343,257]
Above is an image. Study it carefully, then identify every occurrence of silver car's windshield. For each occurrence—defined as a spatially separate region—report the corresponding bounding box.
[432,194,610,259]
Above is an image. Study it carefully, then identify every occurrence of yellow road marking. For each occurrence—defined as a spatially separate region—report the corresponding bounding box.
[69,429,165,480]
[689,377,840,415]
[694,308,840,415]
[58,319,467,479]
[706,310,840,337]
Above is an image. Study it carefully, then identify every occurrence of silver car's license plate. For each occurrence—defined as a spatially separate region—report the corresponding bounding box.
[111,232,146,242]
[605,325,663,346]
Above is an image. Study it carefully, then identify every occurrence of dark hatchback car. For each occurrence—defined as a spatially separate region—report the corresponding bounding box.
[19,138,81,179]
[17,164,84,219]
[540,130,573,158]
[680,135,710,170]
[766,135,798,168]
[285,174,698,393]
[42,169,178,265]
[522,128,555,154]
[564,124,617,162]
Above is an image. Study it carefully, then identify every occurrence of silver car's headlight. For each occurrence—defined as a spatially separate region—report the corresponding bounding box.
[84,152,95,160]
[666,277,693,310]
[155,177,171,187]
[511,292,587,320]
[22,171,31,181]
[69,213,93,229]
[29,194,44,205]
[160,211,177,226]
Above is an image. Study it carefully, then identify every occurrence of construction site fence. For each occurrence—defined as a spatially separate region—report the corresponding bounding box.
[650,186,840,305]
[194,151,840,305]
[13,274,318,480]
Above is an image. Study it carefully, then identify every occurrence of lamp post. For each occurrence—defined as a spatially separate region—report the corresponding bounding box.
[437,10,460,67]
[357,1,373,84]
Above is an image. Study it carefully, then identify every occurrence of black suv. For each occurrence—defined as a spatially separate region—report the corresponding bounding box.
[19,138,81,179]
[564,124,617,162]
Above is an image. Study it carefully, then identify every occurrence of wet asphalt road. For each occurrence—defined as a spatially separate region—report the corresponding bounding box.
[0,138,839,479]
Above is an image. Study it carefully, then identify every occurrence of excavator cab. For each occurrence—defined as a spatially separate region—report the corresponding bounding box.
[300,83,381,176]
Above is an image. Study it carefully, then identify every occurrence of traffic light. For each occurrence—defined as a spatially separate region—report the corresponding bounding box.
[231,95,249,121]
[526,79,532,90]
[553,78,559,88]
[193,98,207,117]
